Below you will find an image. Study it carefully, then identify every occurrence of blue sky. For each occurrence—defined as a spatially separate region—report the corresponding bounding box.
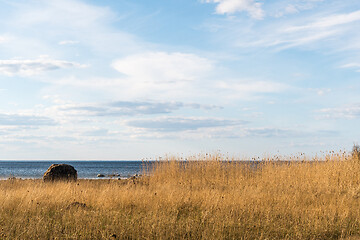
[0,0,359,160]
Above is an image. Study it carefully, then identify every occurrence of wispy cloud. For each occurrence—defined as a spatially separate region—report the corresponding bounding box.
[240,128,337,138]
[58,40,80,45]
[272,1,324,18]
[0,113,56,126]
[318,104,360,119]
[126,116,246,132]
[203,0,327,20]
[242,23,340,50]
[13,0,114,28]
[0,56,86,76]
[58,101,221,117]
[340,63,360,72]
[82,128,109,136]
[1,0,141,58]
[36,49,288,105]
[0,35,8,44]
[211,8,360,52]
[284,10,360,32]
[123,122,334,140]
[200,127,338,139]
[216,80,288,96]
[242,127,297,138]
[204,0,264,19]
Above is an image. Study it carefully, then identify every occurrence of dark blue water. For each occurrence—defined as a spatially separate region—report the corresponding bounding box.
[0,161,153,179]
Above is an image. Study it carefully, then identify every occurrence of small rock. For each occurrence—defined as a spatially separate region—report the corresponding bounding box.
[108,173,120,177]
[97,174,105,178]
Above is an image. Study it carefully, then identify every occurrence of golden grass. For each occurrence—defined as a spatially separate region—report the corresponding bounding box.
[2,154,360,239]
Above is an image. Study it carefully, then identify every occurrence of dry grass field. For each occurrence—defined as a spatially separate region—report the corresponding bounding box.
[2,153,360,239]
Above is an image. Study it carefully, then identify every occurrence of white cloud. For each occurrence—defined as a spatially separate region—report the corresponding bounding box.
[0,56,87,76]
[123,117,249,140]
[58,40,80,45]
[307,88,331,96]
[284,10,360,32]
[318,104,360,119]
[109,51,215,100]
[242,23,341,50]
[340,63,360,72]
[0,113,56,126]
[43,51,286,102]
[40,50,287,103]
[113,51,213,83]
[1,0,141,58]
[204,0,264,19]
[0,34,14,44]
[82,128,109,137]
[126,116,246,132]
[0,36,7,44]
[272,0,324,18]
[217,80,287,93]
[204,0,324,19]
[275,10,360,49]
[283,5,299,15]
[123,117,319,140]
[242,127,297,138]
[215,80,288,100]
[55,100,221,117]
[212,8,360,52]
[14,0,114,28]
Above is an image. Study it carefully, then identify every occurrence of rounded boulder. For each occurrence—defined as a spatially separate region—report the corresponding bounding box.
[43,164,77,182]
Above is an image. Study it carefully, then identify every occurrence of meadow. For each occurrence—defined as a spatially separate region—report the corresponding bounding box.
[2,153,360,239]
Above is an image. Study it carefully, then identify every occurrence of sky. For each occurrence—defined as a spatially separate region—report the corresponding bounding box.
[0,0,359,160]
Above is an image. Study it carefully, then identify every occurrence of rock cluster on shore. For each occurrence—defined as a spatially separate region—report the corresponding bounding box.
[97,173,122,178]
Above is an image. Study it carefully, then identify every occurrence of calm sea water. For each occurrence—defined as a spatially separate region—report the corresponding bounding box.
[0,161,153,179]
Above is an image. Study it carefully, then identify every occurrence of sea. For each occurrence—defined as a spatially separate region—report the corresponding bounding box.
[0,160,290,180]
[0,161,153,180]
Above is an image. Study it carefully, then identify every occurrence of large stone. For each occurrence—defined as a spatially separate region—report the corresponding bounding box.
[43,164,77,182]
